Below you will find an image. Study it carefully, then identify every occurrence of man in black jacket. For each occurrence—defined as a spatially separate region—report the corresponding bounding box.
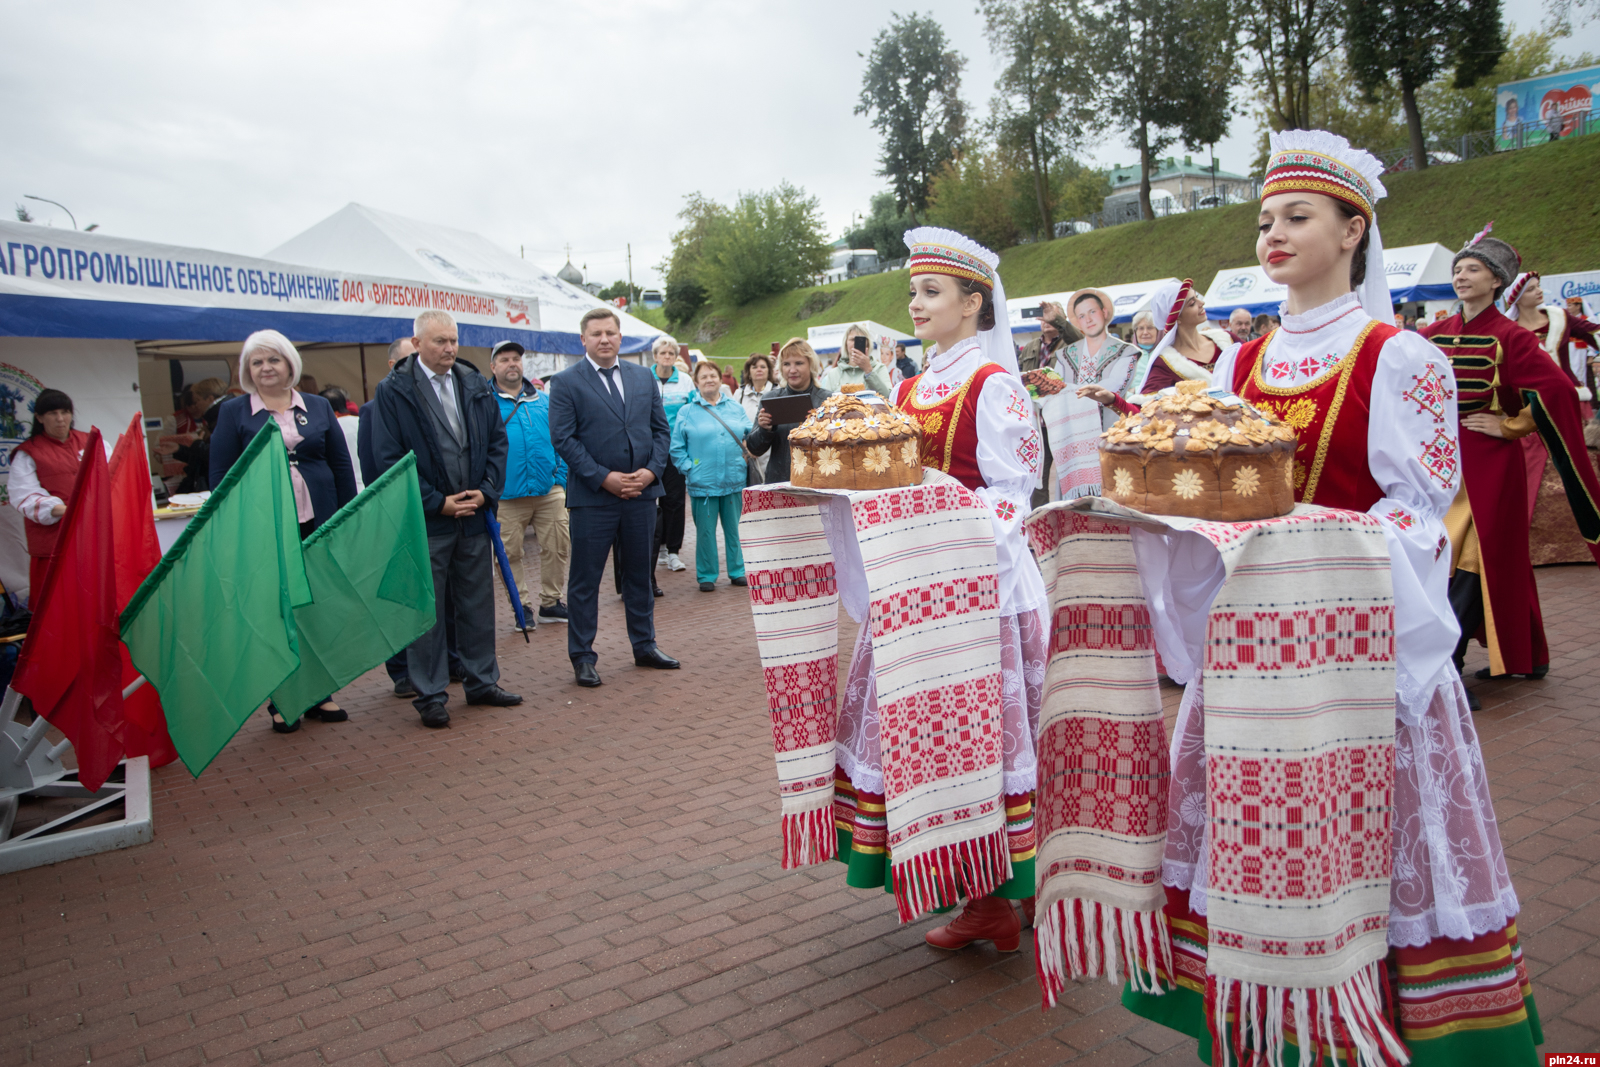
[371,311,521,727]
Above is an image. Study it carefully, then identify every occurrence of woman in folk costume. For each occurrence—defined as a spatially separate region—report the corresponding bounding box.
[1504,270,1596,416]
[1119,278,1223,407]
[1420,232,1600,690]
[829,227,1048,952]
[1118,131,1542,1066]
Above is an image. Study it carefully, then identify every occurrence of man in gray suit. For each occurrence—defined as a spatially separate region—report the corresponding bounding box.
[549,308,679,687]
[372,309,522,727]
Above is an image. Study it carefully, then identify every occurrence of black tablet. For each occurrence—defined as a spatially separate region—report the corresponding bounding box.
[760,393,817,426]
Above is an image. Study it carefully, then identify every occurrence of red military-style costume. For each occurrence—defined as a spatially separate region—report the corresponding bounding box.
[1421,304,1600,676]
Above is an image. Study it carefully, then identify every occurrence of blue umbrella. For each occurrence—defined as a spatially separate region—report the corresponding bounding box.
[487,516,531,642]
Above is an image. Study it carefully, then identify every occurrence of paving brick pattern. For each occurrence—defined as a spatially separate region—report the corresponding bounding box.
[7,529,1600,1065]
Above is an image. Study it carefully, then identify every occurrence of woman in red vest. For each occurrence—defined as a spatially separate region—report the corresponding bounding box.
[9,389,108,601]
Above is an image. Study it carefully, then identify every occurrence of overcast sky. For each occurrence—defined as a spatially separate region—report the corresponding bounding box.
[2,0,1594,292]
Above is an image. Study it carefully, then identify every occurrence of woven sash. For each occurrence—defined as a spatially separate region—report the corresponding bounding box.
[743,474,1010,921]
[1027,498,1405,1067]
[1040,392,1105,500]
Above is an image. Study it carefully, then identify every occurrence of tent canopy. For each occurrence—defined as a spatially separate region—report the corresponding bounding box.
[1007,278,1179,331]
[1203,243,1456,316]
[0,217,542,350]
[266,204,663,356]
[807,320,919,355]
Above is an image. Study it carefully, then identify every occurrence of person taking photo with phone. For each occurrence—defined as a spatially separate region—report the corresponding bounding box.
[820,324,892,396]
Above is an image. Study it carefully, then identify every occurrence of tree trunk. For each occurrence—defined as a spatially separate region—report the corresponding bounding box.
[1138,121,1153,222]
[1401,76,1428,171]
[1031,131,1052,240]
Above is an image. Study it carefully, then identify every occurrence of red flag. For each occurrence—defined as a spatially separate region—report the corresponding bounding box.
[109,415,177,769]
[11,428,125,791]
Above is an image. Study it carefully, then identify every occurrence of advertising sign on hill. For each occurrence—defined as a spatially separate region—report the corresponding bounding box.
[1497,65,1600,149]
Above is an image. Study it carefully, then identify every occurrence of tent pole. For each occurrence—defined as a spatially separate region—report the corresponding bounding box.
[360,343,369,402]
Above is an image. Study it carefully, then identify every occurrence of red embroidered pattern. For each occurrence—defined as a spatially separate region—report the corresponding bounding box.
[1403,364,1450,424]
[1418,428,1459,488]
[1205,606,1396,672]
[747,562,837,604]
[1036,717,1169,840]
[869,575,1000,639]
[1004,393,1030,421]
[992,500,1016,523]
[1049,602,1153,655]
[1016,430,1042,472]
[1025,509,1131,555]
[1384,507,1414,530]
[1207,746,1395,923]
[879,673,1005,796]
[852,480,980,530]
[741,488,811,514]
[766,656,839,755]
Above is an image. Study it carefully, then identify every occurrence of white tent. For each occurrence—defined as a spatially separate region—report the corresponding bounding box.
[266,204,664,374]
[1007,278,1180,331]
[1204,243,1456,317]
[807,319,919,356]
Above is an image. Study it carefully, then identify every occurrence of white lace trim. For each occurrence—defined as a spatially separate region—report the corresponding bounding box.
[1389,887,1521,948]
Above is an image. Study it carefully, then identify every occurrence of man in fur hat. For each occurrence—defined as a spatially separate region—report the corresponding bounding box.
[1421,227,1600,696]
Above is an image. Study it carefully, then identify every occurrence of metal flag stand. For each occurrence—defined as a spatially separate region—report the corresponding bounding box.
[0,685,152,874]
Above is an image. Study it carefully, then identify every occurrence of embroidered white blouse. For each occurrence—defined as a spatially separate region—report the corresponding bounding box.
[9,436,115,524]
[909,338,1047,617]
[1146,291,1464,718]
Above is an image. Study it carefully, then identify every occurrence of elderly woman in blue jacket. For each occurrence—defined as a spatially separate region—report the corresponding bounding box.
[670,360,752,592]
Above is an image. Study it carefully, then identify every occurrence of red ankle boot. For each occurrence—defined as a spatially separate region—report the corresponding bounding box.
[1020,895,1036,928]
[924,895,1021,952]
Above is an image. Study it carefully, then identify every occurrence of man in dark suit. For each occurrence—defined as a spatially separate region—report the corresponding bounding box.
[548,308,680,686]
[371,311,522,727]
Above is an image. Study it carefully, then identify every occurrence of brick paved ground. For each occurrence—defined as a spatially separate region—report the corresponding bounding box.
[7,519,1600,1065]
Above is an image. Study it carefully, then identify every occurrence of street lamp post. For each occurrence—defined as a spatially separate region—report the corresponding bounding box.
[24,195,77,230]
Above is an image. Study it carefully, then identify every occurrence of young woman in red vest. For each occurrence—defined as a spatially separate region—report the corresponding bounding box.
[10,389,111,601]
[845,227,1047,951]
[1121,132,1542,1066]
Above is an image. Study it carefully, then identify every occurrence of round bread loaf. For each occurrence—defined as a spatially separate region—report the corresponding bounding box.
[1098,379,1297,520]
[789,387,924,490]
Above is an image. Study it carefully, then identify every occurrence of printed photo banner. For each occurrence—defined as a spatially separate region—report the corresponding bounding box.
[0,219,543,349]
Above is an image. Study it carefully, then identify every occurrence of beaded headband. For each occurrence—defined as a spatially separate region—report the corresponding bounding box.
[1262,150,1379,220]
[905,229,997,289]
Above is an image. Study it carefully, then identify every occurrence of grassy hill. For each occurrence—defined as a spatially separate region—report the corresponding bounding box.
[652,133,1600,363]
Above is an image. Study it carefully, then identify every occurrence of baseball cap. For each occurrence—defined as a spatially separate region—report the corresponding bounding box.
[490,340,526,358]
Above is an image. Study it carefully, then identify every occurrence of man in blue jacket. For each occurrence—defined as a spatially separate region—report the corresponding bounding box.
[489,340,570,624]
[371,310,521,727]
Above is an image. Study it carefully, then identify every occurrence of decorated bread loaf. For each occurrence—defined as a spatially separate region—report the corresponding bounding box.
[1098,379,1297,520]
[788,385,924,490]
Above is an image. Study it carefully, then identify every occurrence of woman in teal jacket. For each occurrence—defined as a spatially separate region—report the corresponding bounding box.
[670,361,753,591]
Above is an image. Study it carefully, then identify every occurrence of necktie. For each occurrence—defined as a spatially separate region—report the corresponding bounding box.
[599,366,621,406]
[434,372,463,439]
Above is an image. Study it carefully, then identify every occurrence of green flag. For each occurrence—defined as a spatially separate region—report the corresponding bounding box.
[271,454,436,721]
[120,421,311,776]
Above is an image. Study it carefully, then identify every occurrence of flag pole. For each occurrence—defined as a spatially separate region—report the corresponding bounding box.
[122,675,146,699]
[486,517,531,643]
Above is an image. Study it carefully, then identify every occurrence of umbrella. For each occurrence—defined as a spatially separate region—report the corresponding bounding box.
[487,516,531,642]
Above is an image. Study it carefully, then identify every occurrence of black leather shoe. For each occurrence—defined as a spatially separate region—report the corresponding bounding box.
[634,648,680,670]
[730,576,747,587]
[574,662,602,687]
[394,678,418,698]
[267,703,300,733]
[1465,687,1482,712]
[467,686,523,707]
[1475,664,1550,680]
[652,579,664,598]
[699,582,715,592]
[418,703,450,728]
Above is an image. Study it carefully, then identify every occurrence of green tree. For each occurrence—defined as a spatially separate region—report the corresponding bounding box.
[699,183,832,307]
[979,0,1098,241]
[1345,0,1504,169]
[658,192,727,324]
[1082,0,1240,219]
[1052,156,1113,222]
[855,13,969,223]
[926,150,1025,252]
[596,280,641,304]
[1238,0,1344,133]
[844,191,914,260]
[662,279,708,328]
